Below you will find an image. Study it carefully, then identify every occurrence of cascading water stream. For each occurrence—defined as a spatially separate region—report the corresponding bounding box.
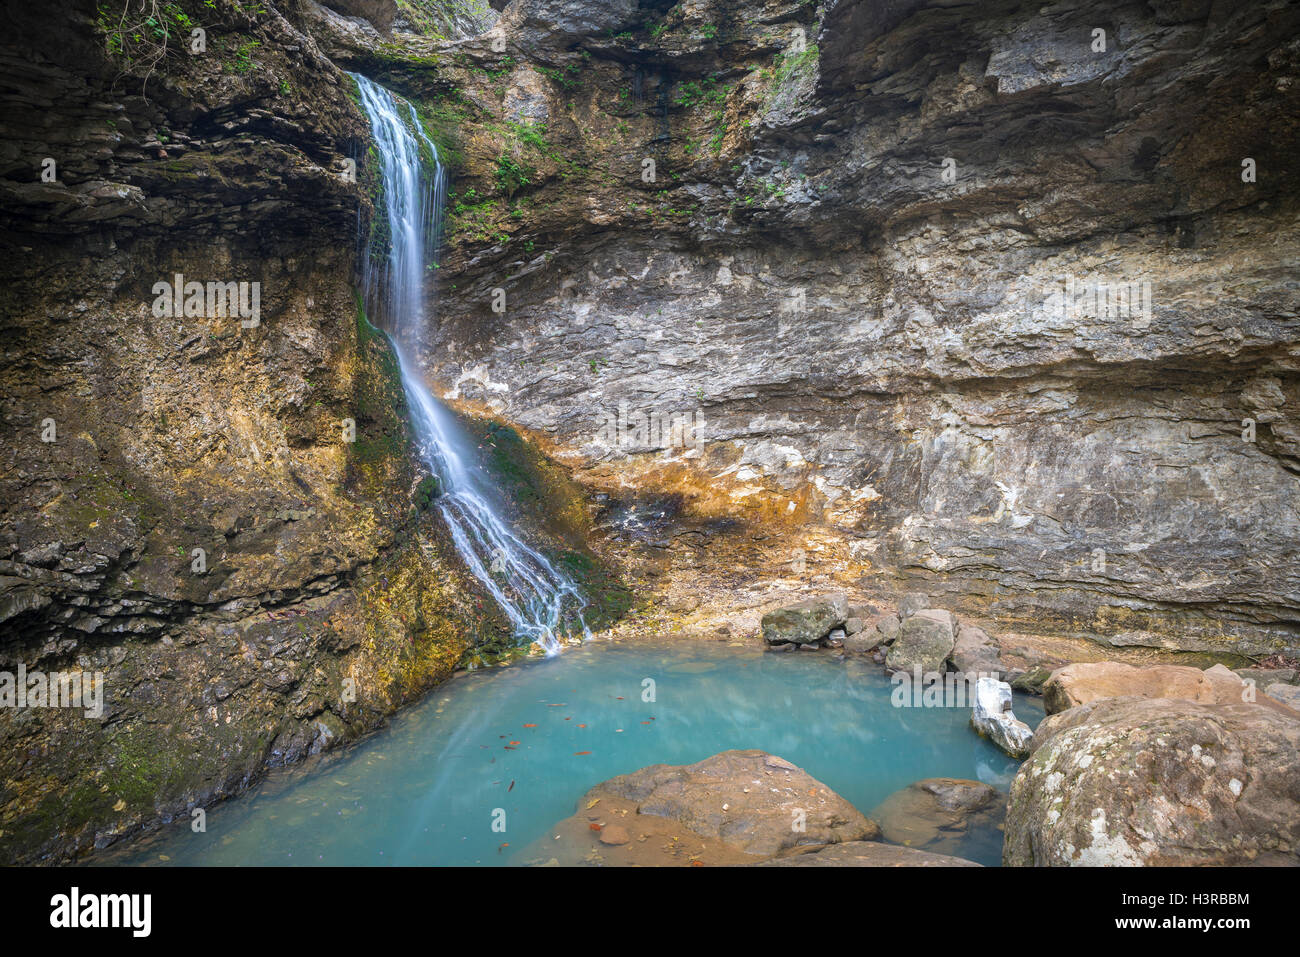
[351,73,588,655]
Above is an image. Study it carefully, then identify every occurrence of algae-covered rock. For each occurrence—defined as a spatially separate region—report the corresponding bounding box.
[885,610,956,674]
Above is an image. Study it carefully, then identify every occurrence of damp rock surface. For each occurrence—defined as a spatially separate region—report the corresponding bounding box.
[1005,697,1300,866]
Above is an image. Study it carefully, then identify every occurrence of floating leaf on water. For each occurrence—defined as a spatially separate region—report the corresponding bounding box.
[523,723,537,728]
[574,751,592,756]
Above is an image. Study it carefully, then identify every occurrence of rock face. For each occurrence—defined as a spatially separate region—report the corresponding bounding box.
[8,0,1300,866]
[1005,697,1300,866]
[971,677,1034,759]
[757,841,981,867]
[392,0,1300,660]
[761,594,848,645]
[560,750,879,859]
[871,778,1005,860]
[1043,662,1298,716]
[0,0,612,864]
[885,609,956,673]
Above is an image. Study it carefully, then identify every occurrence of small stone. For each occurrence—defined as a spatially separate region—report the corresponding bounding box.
[843,617,865,635]
[898,593,931,619]
[799,641,820,651]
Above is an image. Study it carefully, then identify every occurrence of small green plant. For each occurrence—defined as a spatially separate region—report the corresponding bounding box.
[96,0,197,87]
[227,38,261,74]
[494,154,532,195]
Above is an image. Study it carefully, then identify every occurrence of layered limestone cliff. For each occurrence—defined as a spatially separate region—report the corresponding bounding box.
[2,0,1298,863]
[331,0,1300,656]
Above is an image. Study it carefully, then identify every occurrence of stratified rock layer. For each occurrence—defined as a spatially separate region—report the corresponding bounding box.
[404,0,1300,658]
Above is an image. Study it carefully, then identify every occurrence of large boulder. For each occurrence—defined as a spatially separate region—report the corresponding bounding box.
[971,677,1033,759]
[761,594,848,646]
[757,841,981,867]
[1004,697,1300,866]
[885,609,956,673]
[871,778,1004,859]
[1042,661,1298,716]
[534,750,879,864]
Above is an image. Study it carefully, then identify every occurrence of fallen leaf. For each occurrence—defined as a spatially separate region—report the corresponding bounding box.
[574,750,592,756]
[586,799,600,809]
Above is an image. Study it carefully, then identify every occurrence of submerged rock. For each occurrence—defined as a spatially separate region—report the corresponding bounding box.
[871,778,1005,859]
[1005,697,1300,866]
[971,677,1033,759]
[761,594,848,645]
[885,609,956,674]
[757,841,981,867]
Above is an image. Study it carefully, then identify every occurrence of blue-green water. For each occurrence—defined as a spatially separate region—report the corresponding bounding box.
[109,642,1043,866]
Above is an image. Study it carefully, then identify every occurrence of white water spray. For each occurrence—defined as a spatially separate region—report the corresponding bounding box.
[352,73,588,655]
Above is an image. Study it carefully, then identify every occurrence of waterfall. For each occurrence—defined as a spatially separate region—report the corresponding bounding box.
[351,73,588,655]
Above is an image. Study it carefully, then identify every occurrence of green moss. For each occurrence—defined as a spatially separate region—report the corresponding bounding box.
[100,726,190,808]
[348,294,412,487]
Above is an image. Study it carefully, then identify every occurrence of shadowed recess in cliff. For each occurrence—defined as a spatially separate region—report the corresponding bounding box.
[351,72,589,655]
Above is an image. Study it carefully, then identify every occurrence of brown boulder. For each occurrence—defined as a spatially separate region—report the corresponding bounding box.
[1042,661,1298,716]
[871,778,1005,858]
[533,750,879,865]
